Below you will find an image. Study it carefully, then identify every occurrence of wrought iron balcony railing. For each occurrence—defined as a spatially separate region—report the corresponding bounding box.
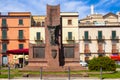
[112,49,119,53]
[1,24,8,28]
[18,36,25,41]
[1,36,9,41]
[110,36,119,40]
[96,36,105,42]
[79,22,120,26]
[82,36,91,41]
[98,50,105,53]
[84,49,91,54]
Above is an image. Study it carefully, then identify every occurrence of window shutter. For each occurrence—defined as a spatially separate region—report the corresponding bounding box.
[85,31,88,39]
[112,31,116,39]
[98,31,102,39]
[2,43,7,52]
[19,30,23,39]
[36,32,40,40]
[19,44,23,49]
[68,32,72,40]
[19,19,23,25]
[2,19,6,26]
[2,30,7,39]
[68,20,72,25]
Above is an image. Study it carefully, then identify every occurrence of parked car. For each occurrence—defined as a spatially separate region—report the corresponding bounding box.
[80,60,88,67]
[116,61,120,65]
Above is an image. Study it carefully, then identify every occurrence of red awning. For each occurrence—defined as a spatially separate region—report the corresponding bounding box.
[7,49,28,54]
[110,55,120,61]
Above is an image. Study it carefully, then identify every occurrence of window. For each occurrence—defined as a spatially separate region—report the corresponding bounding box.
[112,44,116,50]
[2,30,7,39]
[2,43,7,53]
[36,22,41,26]
[36,32,41,40]
[84,31,88,39]
[68,20,72,25]
[112,31,116,39]
[86,21,90,24]
[98,31,102,39]
[19,44,23,49]
[19,30,23,39]
[33,47,45,58]
[105,21,108,24]
[2,19,6,26]
[85,44,89,49]
[19,19,23,25]
[93,21,97,24]
[68,32,72,40]
[42,22,45,26]
[64,47,74,58]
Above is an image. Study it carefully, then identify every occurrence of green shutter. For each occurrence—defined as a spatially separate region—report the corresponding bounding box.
[36,32,40,40]
[2,43,7,53]
[85,31,88,39]
[2,19,6,26]
[19,30,23,39]
[68,32,72,40]
[98,31,102,39]
[19,44,23,49]
[112,31,116,39]
[19,19,23,25]
[2,30,7,39]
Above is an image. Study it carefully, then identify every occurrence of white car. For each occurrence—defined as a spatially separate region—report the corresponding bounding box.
[80,60,88,67]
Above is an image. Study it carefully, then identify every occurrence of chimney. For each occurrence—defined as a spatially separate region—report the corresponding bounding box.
[91,5,94,15]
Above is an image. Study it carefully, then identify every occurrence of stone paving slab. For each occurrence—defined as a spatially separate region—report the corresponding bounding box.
[0,77,120,80]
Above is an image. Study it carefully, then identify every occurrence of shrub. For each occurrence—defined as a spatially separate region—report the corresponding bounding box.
[88,56,116,71]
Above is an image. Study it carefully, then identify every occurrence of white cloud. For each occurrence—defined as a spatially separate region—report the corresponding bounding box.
[0,0,118,19]
[0,0,90,19]
[60,1,90,19]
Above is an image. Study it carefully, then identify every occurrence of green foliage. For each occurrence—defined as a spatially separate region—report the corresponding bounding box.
[88,56,116,71]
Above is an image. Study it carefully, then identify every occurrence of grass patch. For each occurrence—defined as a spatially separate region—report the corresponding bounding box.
[89,71,120,79]
[116,65,120,68]
[0,67,120,79]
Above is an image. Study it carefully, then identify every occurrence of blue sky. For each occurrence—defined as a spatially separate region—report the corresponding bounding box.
[0,0,120,19]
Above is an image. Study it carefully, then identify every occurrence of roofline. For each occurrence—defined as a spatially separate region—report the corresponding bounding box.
[31,15,46,17]
[60,12,78,13]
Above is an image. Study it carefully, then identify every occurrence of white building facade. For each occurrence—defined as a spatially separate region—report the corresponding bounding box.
[60,12,79,44]
[30,16,46,44]
[79,12,120,62]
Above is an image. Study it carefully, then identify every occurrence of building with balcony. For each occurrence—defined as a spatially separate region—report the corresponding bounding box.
[30,16,45,44]
[0,12,30,66]
[79,12,120,62]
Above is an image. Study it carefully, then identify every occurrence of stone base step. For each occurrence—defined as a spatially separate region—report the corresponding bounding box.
[21,65,86,72]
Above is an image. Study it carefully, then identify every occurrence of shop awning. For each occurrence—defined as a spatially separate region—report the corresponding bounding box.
[7,49,29,54]
[110,55,120,61]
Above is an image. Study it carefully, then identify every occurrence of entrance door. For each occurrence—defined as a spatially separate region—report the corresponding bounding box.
[2,55,8,65]
[19,58,23,68]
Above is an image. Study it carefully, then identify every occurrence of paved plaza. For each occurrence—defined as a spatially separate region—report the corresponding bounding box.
[0,77,120,80]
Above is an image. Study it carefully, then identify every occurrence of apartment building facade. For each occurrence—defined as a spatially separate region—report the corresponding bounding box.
[30,15,45,45]
[0,12,30,66]
[0,4,120,68]
[79,12,120,62]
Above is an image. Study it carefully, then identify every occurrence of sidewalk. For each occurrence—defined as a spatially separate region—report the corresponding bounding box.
[0,77,120,80]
